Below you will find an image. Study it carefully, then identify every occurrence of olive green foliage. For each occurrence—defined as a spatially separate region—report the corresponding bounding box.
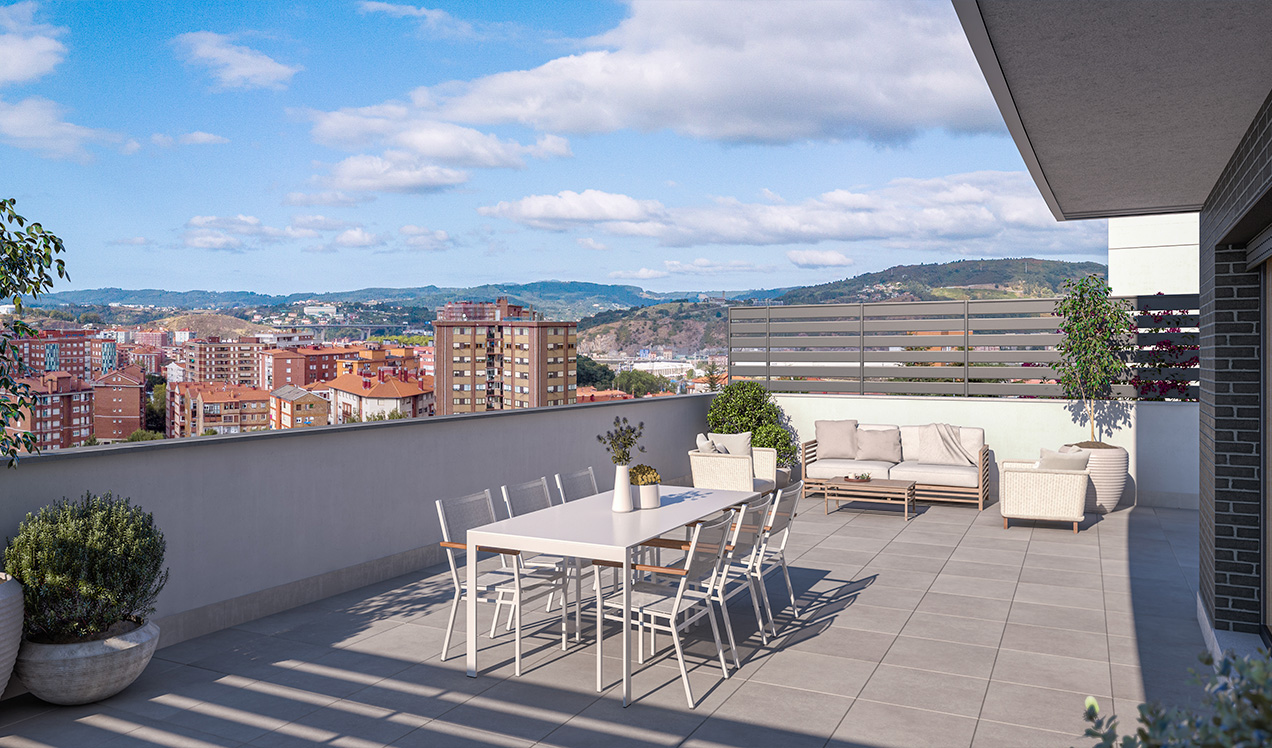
[706,382,798,467]
[77,312,102,324]
[145,383,166,432]
[576,354,615,389]
[629,464,661,485]
[0,198,70,466]
[4,492,169,641]
[597,416,645,465]
[1054,275,1133,442]
[702,360,724,391]
[200,428,217,436]
[1083,650,1272,747]
[126,429,164,441]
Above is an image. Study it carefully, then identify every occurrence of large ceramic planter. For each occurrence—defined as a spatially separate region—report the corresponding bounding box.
[1085,446,1129,513]
[16,620,159,705]
[0,575,23,696]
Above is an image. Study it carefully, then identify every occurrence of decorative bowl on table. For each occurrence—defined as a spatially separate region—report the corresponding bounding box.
[843,473,872,483]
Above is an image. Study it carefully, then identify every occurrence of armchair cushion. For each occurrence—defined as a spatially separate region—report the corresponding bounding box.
[1039,448,1089,471]
[889,461,980,488]
[815,419,858,459]
[695,433,717,453]
[804,458,893,481]
[856,427,901,463]
[709,431,752,458]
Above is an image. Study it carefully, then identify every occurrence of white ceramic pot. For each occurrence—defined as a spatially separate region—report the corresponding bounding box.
[1085,446,1129,513]
[16,620,160,705]
[611,465,634,513]
[638,484,660,510]
[0,575,23,696]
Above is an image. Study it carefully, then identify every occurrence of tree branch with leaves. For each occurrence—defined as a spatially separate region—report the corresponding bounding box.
[1052,275,1132,443]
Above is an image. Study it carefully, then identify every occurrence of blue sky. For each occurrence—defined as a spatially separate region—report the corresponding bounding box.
[1,0,1106,296]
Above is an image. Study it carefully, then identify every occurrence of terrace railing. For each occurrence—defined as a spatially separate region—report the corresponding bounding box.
[727,293,1198,400]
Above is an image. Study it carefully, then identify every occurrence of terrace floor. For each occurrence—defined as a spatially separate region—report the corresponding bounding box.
[1,497,1207,748]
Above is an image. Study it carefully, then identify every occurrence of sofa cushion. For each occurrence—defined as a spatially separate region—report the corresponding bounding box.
[815,419,858,459]
[917,423,976,466]
[805,459,893,480]
[888,461,980,488]
[709,431,752,458]
[856,427,901,463]
[1039,448,1089,471]
[695,433,717,454]
[900,424,984,462]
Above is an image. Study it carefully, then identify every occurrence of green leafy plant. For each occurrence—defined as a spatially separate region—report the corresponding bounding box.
[1083,650,1272,747]
[0,198,70,466]
[126,429,163,441]
[1053,275,1133,442]
[5,492,169,643]
[597,416,645,465]
[702,360,724,391]
[629,464,661,485]
[706,381,798,467]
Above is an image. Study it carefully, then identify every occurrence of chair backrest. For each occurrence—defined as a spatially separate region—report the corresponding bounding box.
[764,481,802,552]
[555,467,598,504]
[683,510,735,586]
[729,495,774,567]
[502,477,553,518]
[688,451,755,492]
[436,490,497,580]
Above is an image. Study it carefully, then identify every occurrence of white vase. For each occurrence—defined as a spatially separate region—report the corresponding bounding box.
[612,465,634,513]
[638,484,660,510]
[1085,446,1129,513]
[0,575,22,697]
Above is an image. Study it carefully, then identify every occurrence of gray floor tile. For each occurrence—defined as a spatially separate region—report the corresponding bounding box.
[783,623,897,663]
[856,664,988,717]
[881,636,998,679]
[991,649,1112,696]
[826,602,914,635]
[1028,541,1101,559]
[1007,602,1105,634]
[916,592,1012,622]
[874,541,955,559]
[948,547,1026,567]
[941,560,1021,582]
[899,611,1005,648]
[393,722,535,747]
[865,552,949,573]
[928,574,1017,601]
[1021,553,1103,574]
[998,622,1109,661]
[970,720,1080,747]
[750,649,878,697]
[979,681,1093,735]
[851,583,927,612]
[856,567,937,591]
[683,681,852,748]
[248,697,425,747]
[829,699,977,747]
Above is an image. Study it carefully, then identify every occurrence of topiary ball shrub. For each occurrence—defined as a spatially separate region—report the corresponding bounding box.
[5,492,169,644]
[707,381,798,467]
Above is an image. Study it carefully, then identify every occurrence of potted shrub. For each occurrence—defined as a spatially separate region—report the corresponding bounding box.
[6,492,169,705]
[597,416,644,512]
[1054,275,1134,513]
[0,197,71,696]
[706,381,799,486]
[630,464,662,509]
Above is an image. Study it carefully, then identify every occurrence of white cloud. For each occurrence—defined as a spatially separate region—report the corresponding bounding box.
[319,151,468,193]
[480,172,1106,257]
[609,268,668,280]
[310,111,570,168]
[415,0,996,144]
[399,224,450,250]
[356,2,475,38]
[0,96,115,159]
[333,227,385,247]
[0,1,65,86]
[786,249,854,268]
[179,130,229,145]
[150,133,174,147]
[291,214,355,231]
[282,191,368,207]
[173,31,301,91]
[577,237,607,251]
[478,189,663,230]
[663,258,766,275]
[120,139,141,155]
[107,236,152,246]
[182,214,320,248]
[183,229,243,251]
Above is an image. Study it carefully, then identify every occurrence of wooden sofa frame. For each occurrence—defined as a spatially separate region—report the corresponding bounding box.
[801,439,991,511]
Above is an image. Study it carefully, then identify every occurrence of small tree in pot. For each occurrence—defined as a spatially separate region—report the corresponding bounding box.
[5,492,169,704]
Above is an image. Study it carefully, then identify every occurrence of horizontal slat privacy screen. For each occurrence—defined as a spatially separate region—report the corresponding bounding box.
[727,294,1198,400]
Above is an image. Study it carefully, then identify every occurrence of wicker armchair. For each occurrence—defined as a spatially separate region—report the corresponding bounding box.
[999,460,1088,533]
[688,447,778,494]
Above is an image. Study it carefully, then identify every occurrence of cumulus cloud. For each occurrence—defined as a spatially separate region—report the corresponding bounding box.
[480,172,1106,256]
[333,227,385,247]
[181,214,331,250]
[319,151,468,193]
[0,1,65,85]
[609,268,669,280]
[179,130,229,145]
[290,214,355,231]
[356,2,475,38]
[0,96,115,159]
[577,237,607,251]
[150,133,174,147]
[787,249,854,268]
[282,191,368,207]
[173,32,301,90]
[399,224,451,250]
[107,236,152,246]
[183,229,243,251]
[413,0,997,144]
[120,139,141,155]
[609,258,767,280]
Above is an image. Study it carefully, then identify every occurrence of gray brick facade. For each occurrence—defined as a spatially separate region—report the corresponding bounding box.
[1198,89,1272,633]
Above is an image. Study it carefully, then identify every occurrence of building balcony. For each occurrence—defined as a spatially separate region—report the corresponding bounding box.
[0,393,1210,746]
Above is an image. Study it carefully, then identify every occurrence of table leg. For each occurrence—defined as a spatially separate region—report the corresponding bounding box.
[466,538,478,677]
[622,548,632,707]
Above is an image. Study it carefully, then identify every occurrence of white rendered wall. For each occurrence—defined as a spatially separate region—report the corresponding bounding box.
[773,393,1199,510]
[1107,213,1200,296]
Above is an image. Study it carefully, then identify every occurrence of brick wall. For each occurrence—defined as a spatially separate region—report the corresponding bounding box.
[1198,89,1272,633]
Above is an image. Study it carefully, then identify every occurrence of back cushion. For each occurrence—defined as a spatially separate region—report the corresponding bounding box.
[815,419,857,459]
[898,425,985,461]
[856,427,902,463]
[709,431,752,458]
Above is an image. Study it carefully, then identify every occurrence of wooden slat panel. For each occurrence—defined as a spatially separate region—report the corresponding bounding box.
[861,318,965,333]
[968,350,1059,363]
[965,333,1065,346]
[765,379,863,393]
[966,366,1058,380]
[968,382,1065,397]
[862,300,968,316]
[766,320,864,334]
[967,317,1062,331]
[969,299,1059,314]
[863,381,966,395]
[862,350,963,363]
[748,335,861,348]
[765,305,863,320]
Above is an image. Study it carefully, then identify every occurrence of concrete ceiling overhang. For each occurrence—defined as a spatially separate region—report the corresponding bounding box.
[954,0,1272,221]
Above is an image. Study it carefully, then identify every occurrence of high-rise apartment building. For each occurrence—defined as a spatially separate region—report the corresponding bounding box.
[434,313,577,416]
[184,337,267,387]
[5,371,94,451]
[15,330,94,381]
[436,297,529,322]
[133,329,169,348]
[89,337,117,376]
[167,381,269,438]
[91,365,146,442]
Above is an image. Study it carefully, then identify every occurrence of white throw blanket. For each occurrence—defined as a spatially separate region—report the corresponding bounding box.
[918,423,975,466]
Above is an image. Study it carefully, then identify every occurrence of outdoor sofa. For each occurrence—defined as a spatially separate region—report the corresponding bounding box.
[802,421,990,510]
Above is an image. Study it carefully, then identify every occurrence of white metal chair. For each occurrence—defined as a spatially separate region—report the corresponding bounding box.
[593,510,736,708]
[752,480,803,636]
[501,477,584,639]
[436,490,565,676]
[555,467,598,503]
[713,495,776,666]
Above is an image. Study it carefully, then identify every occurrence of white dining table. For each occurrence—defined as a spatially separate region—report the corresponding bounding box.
[465,484,759,706]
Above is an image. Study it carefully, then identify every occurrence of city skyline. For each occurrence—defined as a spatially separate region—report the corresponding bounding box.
[4,0,1106,296]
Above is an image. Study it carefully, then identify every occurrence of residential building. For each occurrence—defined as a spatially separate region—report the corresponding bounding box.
[4,371,94,451]
[326,372,434,423]
[133,329,169,348]
[167,381,269,438]
[434,316,577,415]
[258,345,362,390]
[89,336,117,376]
[118,344,164,375]
[91,365,145,442]
[100,328,134,345]
[15,330,94,381]
[172,328,197,344]
[255,329,316,348]
[437,297,530,322]
[184,336,267,387]
[269,384,330,429]
[574,386,633,402]
[417,345,435,376]
[303,304,337,317]
[335,348,414,378]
